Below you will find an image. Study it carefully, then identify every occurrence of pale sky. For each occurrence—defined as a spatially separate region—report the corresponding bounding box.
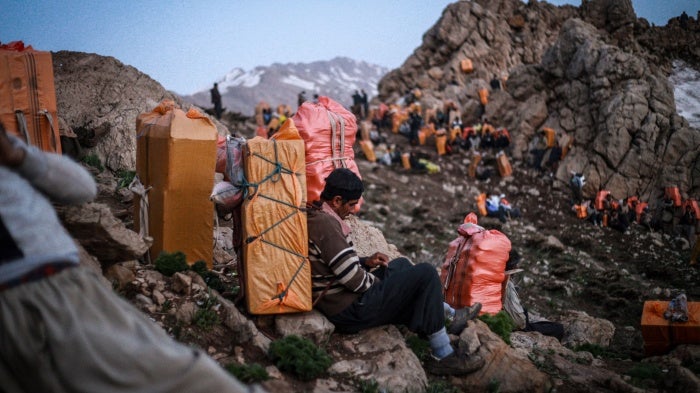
[2,1,697,95]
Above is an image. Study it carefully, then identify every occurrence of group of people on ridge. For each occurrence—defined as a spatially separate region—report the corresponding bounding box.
[569,172,699,265]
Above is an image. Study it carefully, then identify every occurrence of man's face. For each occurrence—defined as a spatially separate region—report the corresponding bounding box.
[330,196,359,219]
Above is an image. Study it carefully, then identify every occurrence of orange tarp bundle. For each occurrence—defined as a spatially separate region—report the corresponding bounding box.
[359,139,376,162]
[496,151,512,177]
[665,186,681,207]
[242,119,310,315]
[475,192,487,216]
[441,214,511,314]
[595,190,610,210]
[460,59,474,73]
[135,100,216,267]
[478,88,489,106]
[0,41,61,153]
[542,127,556,148]
[641,301,700,355]
[468,153,482,179]
[683,199,700,219]
[435,129,447,155]
[292,96,362,208]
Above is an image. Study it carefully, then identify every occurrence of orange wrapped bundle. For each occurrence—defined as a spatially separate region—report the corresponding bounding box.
[440,213,511,314]
[292,96,362,208]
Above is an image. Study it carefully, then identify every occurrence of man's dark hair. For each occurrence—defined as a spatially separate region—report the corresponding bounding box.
[320,168,363,202]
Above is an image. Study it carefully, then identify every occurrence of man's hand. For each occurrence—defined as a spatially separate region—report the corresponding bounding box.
[365,252,389,268]
[0,123,25,167]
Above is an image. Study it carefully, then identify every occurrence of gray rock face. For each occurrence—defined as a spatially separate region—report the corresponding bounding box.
[57,202,148,265]
[53,51,182,171]
[377,0,700,204]
[518,18,699,202]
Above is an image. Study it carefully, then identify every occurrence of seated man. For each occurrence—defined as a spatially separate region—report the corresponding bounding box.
[307,168,483,375]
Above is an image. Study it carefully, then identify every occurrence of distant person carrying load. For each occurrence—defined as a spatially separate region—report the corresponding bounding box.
[0,122,250,392]
[308,168,484,376]
[210,82,223,119]
[569,172,585,205]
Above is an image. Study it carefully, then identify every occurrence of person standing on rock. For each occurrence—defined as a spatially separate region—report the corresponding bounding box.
[307,168,484,376]
[0,123,251,393]
[210,82,223,120]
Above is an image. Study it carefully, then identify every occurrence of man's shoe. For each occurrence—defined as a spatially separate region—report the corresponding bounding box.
[424,352,485,376]
[448,303,482,335]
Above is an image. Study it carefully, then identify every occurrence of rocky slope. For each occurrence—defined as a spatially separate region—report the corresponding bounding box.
[46,0,700,391]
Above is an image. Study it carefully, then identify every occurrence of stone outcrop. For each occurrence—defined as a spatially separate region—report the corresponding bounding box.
[57,202,148,265]
[52,51,182,171]
[377,0,700,204]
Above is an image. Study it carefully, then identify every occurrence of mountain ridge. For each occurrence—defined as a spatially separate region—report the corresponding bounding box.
[183,56,388,116]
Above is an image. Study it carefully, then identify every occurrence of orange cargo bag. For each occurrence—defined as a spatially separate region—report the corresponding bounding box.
[683,199,700,219]
[665,186,681,207]
[595,190,610,210]
[478,88,489,106]
[242,119,311,315]
[496,151,512,177]
[441,213,511,314]
[460,59,473,73]
[0,41,61,153]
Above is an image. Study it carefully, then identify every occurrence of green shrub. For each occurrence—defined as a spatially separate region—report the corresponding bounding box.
[116,169,136,189]
[406,335,430,361]
[225,363,269,383]
[189,261,227,292]
[190,260,208,275]
[154,251,189,277]
[487,378,501,393]
[81,154,104,172]
[625,363,663,389]
[478,311,516,345]
[268,335,332,381]
[193,295,220,330]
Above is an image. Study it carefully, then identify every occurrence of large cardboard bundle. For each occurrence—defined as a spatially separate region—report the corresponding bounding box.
[135,100,217,267]
[0,41,60,153]
[641,301,700,355]
[242,119,310,315]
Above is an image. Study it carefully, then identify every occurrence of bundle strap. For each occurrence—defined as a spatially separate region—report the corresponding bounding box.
[39,109,57,151]
[14,110,30,144]
[128,175,153,264]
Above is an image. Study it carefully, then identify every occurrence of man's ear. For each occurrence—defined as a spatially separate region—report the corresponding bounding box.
[328,195,343,209]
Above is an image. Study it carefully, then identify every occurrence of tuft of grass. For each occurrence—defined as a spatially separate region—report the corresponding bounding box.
[225,363,269,383]
[478,311,516,345]
[268,335,332,381]
[574,343,625,359]
[116,169,136,189]
[154,251,189,277]
[81,154,104,172]
[405,335,430,362]
[356,378,381,393]
[193,295,220,330]
[425,380,459,393]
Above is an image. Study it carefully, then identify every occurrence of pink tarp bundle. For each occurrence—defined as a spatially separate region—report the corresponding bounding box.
[292,96,362,208]
[441,213,511,314]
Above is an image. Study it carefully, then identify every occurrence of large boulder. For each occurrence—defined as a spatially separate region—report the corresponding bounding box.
[53,51,182,171]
